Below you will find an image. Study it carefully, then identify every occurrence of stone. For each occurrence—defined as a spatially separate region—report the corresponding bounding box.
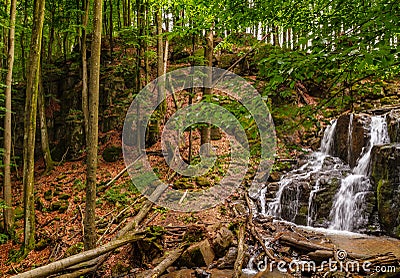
[102,146,122,162]
[333,113,370,168]
[44,190,53,201]
[177,239,215,268]
[213,227,235,258]
[370,143,400,238]
[215,247,237,269]
[386,109,400,143]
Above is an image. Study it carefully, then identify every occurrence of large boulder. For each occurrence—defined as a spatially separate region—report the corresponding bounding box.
[386,109,400,143]
[333,113,370,168]
[370,143,400,238]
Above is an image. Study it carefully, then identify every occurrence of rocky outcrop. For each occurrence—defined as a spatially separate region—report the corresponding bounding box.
[266,154,353,228]
[370,144,400,238]
[386,109,400,143]
[333,113,370,168]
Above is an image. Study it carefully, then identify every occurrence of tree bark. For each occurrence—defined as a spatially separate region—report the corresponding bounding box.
[81,0,90,138]
[23,0,46,253]
[200,25,213,152]
[38,67,54,172]
[109,0,113,59]
[84,0,102,251]
[3,0,17,236]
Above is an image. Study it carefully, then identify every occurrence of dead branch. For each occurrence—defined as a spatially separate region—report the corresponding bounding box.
[136,245,186,278]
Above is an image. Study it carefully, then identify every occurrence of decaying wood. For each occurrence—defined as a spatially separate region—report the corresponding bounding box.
[233,222,246,278]
[279,235,332,252]
[12,233,145,278]
[16,184,168,278]
[136,245,186,278]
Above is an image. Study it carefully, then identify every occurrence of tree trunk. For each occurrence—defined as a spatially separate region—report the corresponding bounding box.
[81,0,90,138]
[109,0,113,59]
[145,7,164,146]
[38,66,54,172]
[84,0,102,251]
[23,0,46,253]
[3,0,17,236]
[200,25,213,151]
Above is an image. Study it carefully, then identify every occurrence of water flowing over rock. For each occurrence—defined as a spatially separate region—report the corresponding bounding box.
[262,109,400,237]
[330,115,390,231]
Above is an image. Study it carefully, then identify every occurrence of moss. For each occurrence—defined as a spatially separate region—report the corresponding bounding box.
[102,146,122,162]
[65,242,84,257]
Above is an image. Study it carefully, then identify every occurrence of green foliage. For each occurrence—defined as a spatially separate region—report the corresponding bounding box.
[0,233,9,244]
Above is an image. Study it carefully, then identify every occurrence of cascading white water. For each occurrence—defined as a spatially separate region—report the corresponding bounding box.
[320,119,337,155]
[329,115,390,231]
[265,120,337,220]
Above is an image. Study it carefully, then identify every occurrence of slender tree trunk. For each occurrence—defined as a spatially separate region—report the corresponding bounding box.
[3,0,17,236]
[144,5,149,83]
[81,0,90,138]
[20,0,28,80]
[84,0,102,251]
[38,66,54,172]
[23,0,46,253]
[200,25,213,150]
[156,7,164,102]
[109,0,113,59]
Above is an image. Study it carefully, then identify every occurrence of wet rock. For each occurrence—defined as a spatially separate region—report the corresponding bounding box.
[333,113,370,168]
[269,154,351,228]
[386,109,400,143]
[215,247,237,269]
[370,143,400,238]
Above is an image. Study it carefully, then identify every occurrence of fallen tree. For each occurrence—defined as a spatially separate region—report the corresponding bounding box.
[12,232,145,278]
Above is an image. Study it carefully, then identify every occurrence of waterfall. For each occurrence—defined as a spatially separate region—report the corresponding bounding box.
[320,119,337,155]
[262,114,391,232]
[265,152,326,218]
[329,115,390,231]
[265,120,337,220]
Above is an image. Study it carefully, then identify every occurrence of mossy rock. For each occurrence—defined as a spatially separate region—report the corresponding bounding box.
[111,262,130,277]
[44,190,53,201]
[102,146,122,162]
[65,242,84,257]
[35,238,51,251]
[14,207,24,221]
[195,177,209,187]
[59,193,71,200]
[50,201,69,212]
[50,201,62,211]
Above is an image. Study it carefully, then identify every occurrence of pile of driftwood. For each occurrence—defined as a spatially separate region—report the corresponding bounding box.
[12,190,400,278]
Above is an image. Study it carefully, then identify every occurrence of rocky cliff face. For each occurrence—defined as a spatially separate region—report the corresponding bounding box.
[370,144,400,238]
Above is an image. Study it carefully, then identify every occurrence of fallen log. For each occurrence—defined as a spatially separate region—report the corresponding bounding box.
[279,235,332,252]
[136,245,186,278]
[12,232,145,278]
[65,184,168,276]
